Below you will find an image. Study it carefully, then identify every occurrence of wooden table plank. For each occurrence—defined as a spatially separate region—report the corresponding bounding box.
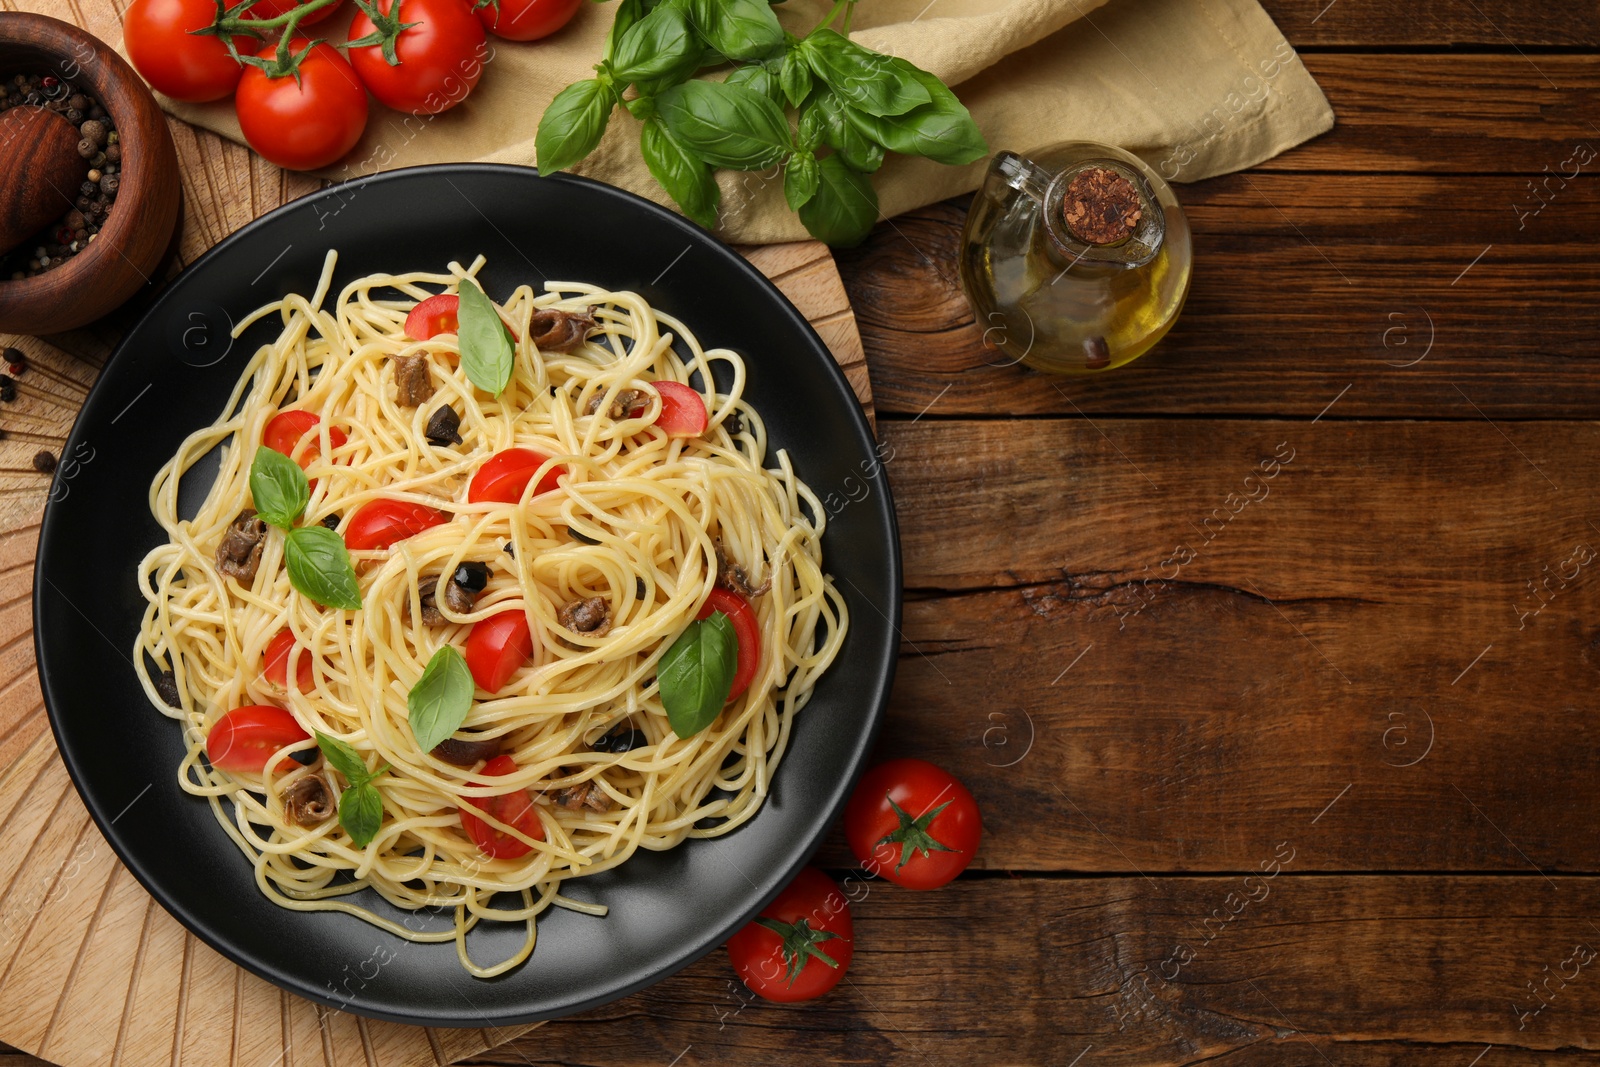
[840,173,1600,418]
[1262,0,1600,48]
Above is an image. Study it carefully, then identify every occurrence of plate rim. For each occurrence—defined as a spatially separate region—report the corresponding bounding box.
[32,163,902,1026]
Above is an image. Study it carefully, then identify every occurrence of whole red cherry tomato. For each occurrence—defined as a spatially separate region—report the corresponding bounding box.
[468,448,564,504]
[206,705,311,775]
[344,499,450,551]
[235,39,368,171]
[241,0,344,28]
[477,0,582,41]
[844,759,982,890]
[348,0,487,116]
[652,381,708,437]
[261,627,314,692]
[696,588,759,700]
[458,755,545,859]
[124,0,246,103]
[466,609,534,692]
[726,867,852,1003]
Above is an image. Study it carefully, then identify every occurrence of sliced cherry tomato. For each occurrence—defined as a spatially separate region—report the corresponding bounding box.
[349,0,486,116]
[477,0,582,41]
[235,39,368,172]
[344,499,450,551]
[727,867,852,1003]
[262,627,314,692]
[263,409,348,468]
[124,0,246,103]
[206,705,310,775]
[241,0,343,27]
[653,381,708,437]
[458,754,545,859]
[467,448,564,504]
[405,294,459,340]
[466,609,534,693]
[697,587,759,700]
[844,759,983,890]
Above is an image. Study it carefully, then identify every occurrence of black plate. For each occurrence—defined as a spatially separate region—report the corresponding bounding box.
[34,165,899,1026]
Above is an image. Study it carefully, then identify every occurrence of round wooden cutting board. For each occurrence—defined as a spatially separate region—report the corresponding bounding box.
[0,44,873,1067]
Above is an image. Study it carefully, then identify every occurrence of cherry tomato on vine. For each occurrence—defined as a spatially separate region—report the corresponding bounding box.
[458,755,545,859]
[468,448,564,504]
[844,759,982,890]
[652,381,707,437]
[465,610,534,693]
[727,867,852,1003]
[236,39,368,171]
[241,0,344,28]
[344,499,450,551]
[696,588,759,700]
[261,627,314,692]
[476,0,582,42]
[349,0,487,116]
[124,0,246,103]
[206,705,311,775]
[263,409,347,468]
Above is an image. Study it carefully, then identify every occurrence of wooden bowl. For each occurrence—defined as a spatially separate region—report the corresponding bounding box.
[0,13,180,335]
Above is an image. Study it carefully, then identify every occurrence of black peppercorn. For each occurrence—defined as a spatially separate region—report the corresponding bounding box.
[0,376,15,402]
[32,451,56,473]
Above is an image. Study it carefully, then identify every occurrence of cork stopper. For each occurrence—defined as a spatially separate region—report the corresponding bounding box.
[1061,167,1142,246]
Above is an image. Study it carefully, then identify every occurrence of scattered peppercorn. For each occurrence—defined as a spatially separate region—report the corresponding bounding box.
[0,375,15,402]
[32,450,56,473]
[3,348,23,376]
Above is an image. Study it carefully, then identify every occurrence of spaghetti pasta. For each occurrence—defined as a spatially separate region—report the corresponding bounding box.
[133,252,847,977]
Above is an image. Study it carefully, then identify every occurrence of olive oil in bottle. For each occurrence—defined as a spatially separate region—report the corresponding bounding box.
[960,142,1192,374]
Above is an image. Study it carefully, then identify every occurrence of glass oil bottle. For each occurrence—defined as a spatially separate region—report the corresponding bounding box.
[959,141,1192,374]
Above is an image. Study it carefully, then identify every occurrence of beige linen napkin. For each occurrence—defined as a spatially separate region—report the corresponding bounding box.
[162,0,1333,244]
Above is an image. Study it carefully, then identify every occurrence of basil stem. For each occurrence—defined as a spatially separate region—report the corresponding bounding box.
[660,611,738,739]
[249,445,309,530]
[456,278,515,396]
[408,644,475,753]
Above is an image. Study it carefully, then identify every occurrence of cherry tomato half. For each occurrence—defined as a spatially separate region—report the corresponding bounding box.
[261,627,314,692]
[465,609,534,693]
[236,39,368,171]
[844,758,982,890]
[241,0,343,28]
[458,754,545,859]
[477,0,583,41]
[727,867,852,1003]
[124,0,246,103]
[349,0,486,116]
[697,587,759,700]
[206,705,310,775]
[344,499,450,551]
[653,381,708,438]
[467,448,564,504]
[263,409,347,469]
[405,294,460,340]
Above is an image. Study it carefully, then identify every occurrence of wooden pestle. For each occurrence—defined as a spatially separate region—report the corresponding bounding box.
[0,105,90,257]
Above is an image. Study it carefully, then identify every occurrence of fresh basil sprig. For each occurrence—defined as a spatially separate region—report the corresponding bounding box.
[408,644,475,753]
[660,610,738,739]
[456,279,515,397]
[247,447,362,611]
[315,731,389,849]
[535,0,988,247]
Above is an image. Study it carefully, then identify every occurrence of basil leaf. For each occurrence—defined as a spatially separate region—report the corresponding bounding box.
[779,48,813,108]
[640,117,722,230]
[285,525,362,610]
[724,59,783,106]
[604,0,647,63]
[690,0,782,61]
[456,279,514,396]
[660,611,738,738]
[658,80,792,170]
[803,30,930,118]
[408,645,475,753]
[338,781,384,849]
[799,154,878,248]
[316,731,372,786]
[842,59,988,166]
[784,151,820,212]
[612,3,699,83]
[536,78,615,175]
[249,445,309,530]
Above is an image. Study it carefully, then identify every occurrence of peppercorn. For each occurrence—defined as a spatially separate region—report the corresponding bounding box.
[100,174,118,197]
[0,375,15,402]
[87,104,104,119]
[3,349,23,375]
[80,118,107,145]
[105,144,121,163]
[32,451,55,473]
[68,93,88,110]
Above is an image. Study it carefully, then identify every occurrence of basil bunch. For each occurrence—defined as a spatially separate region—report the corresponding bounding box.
[249,447,362,610]
[316,732,389,848]
[535,0,988,247]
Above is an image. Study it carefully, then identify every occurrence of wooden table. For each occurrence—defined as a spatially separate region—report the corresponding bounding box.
[8,0,1600,1063]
